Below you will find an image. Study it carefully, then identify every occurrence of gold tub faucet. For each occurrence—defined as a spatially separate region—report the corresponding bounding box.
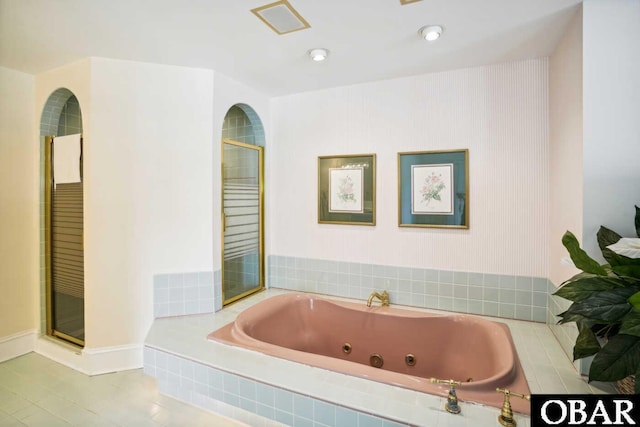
[430,378,462,414]
[496,388,530,427]
[367,290,390,307]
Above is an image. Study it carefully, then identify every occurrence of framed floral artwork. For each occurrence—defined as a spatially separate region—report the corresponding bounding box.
[318,154,376,225]
[398,149,468,228]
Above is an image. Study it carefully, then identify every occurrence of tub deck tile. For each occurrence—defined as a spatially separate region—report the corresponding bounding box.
[144,289,605,427]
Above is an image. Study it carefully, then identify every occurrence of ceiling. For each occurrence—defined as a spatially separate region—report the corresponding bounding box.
[0,0,582,96]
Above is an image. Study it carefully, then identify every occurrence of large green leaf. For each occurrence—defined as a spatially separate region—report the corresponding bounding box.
[573,322,601,360]
[561,271,603,283]
[612,264,640,279]
[563,287,637,323]
[554,275,626,302]
[562,231,608,276]
[603,251,640,269]
[620,309,640,336]
[556,310,586,325]
[629,292,640,310]
[636,205,640,238]
[597,226,622,264]
[597,226,622,248]
[589,334,640,382]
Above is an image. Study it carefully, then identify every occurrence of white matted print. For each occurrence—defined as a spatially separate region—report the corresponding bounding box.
[411,163,454,215]
[329,167,364,213]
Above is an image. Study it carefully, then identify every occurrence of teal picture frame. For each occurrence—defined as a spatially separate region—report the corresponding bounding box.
[398,149,469,228]
[318,154,376,226]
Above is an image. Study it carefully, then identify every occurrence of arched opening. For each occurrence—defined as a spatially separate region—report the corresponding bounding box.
[220,104,265,306]
[222,104,265,146]
[40,88,85,347]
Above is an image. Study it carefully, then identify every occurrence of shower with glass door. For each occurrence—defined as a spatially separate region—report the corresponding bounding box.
[221,105,265,305]
[41,89,85,347]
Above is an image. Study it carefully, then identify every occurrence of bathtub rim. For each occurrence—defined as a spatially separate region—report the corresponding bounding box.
[219,293,518,388]
[208,292,531,415]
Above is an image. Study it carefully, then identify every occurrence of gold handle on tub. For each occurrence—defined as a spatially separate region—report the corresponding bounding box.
[496,388,529,400]
[495,388,530,427]
[430,378,462,387]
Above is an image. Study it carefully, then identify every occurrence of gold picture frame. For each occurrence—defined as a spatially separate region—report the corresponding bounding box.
[398,149,469,228]
[318,154,376,226]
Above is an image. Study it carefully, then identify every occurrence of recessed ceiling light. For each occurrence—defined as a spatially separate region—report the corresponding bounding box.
[419,25,444,42]
[308,48,329,62]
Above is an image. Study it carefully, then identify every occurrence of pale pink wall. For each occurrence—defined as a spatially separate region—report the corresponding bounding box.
[269,59,550,277]
[549,8,583,288]
[548,8,584,367]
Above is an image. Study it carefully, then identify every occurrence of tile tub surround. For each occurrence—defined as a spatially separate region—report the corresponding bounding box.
[268,256,548,322]
[153,271,219,318]
[547,282,588,375]
[144,289,615,427]
[144,346,404,427]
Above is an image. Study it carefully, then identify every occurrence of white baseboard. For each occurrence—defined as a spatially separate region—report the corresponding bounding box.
[83,343,143,375]
[0,330,38,362]
[35,336,143,375]
[35,335,85,371]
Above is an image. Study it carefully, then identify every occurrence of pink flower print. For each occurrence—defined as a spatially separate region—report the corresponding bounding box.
[420,172,445,206]
[337,175,356,203]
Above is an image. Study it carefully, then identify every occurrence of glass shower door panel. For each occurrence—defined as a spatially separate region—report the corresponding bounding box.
[52,182,85,343]
[223,141,263,303]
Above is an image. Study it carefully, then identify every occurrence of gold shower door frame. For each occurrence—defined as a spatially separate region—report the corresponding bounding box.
[45,135,85,347]
[221,139,265,305]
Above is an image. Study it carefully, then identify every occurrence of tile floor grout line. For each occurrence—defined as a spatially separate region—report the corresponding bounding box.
[0,352,248,427]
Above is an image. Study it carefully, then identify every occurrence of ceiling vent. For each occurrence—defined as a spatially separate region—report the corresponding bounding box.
[251,0,311,35]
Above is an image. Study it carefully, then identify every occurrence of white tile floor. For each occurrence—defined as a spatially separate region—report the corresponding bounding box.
[0,352,248,427]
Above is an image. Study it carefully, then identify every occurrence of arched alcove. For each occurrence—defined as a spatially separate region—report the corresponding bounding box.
[39,88,85,346]
[221,104,265,146]
[40,88,82,137]
[219,104,265,308]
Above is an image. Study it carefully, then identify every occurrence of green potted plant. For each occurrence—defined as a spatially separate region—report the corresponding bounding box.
[554,206,640,394]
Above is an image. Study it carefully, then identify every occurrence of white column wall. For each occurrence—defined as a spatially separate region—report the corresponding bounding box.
[32,58,215,373]
[86,58,214,348]
[582,0,640,258]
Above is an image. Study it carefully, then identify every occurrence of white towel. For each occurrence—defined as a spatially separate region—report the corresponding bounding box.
[53,134,82,186]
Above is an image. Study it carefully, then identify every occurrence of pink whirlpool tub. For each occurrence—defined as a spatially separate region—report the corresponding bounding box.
[208,293,530,415]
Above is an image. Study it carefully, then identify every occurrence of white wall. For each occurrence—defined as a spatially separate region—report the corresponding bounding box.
[34,57,215,359]
[30,58,277,370]
[549,8,583,287]
[86,58,214,348]
[270,59,549,277]
[582,0,640,258]
[0,67,37,341]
